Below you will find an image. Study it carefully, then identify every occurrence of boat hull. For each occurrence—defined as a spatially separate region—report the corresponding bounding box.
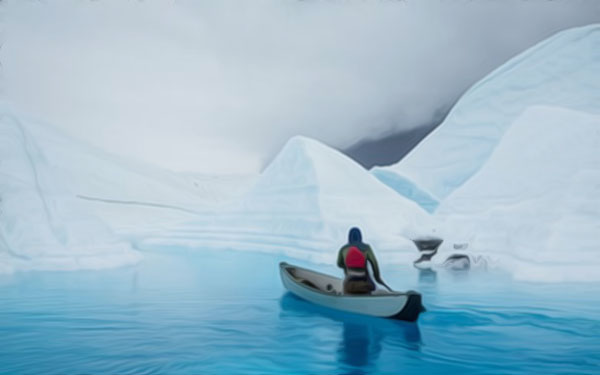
[279,262,423,322]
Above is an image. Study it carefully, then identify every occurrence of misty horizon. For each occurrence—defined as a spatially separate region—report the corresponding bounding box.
[1,0,599,173]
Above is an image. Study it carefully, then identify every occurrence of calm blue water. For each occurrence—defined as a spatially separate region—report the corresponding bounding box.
[1,250,599,374]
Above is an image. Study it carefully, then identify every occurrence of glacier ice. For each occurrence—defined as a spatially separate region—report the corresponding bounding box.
[3,23,600,284]
[373,24,600,205]
[240,136,432,240]
[369,170,438,213]
[369,24,600,282]
[0,102,259,274]
[0,106,141,273]
[139,136,435,264]
[435,106,600,282]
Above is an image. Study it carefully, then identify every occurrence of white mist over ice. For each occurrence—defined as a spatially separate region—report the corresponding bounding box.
[2,0,599,173]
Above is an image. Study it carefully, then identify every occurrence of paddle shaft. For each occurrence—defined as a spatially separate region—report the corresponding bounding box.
[378,280,393,292]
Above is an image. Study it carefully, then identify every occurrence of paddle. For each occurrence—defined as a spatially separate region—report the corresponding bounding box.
[378,280,394,292]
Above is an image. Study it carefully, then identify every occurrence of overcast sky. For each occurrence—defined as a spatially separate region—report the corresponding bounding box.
[1,0,599,173]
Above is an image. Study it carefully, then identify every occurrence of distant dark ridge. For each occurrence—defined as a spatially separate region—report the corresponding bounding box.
[343,99,455,169]
[343,124,435,170]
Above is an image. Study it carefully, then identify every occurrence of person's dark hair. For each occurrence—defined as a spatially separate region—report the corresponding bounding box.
[348,227,362,244]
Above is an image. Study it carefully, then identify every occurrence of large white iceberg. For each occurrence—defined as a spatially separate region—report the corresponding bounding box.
[436,106,600,282]
[373,24,600,209]
[141,136,434,264]
[240,136,432,242]
[370,24,600,282]
[0,108,141,273]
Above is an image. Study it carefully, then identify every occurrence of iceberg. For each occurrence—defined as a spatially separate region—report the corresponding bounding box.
[5,23,598,281]
[240,136,431,240]
[140,136,434,264]
[370,25,600,282]
[0,107,141,273]
[373,24,600,207]
[0,102,260,273]
[435,106,600,282]
[11,112,219,209]
[6,103,258,234]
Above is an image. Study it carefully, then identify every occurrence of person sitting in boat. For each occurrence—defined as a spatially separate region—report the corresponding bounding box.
[336,227,384,294]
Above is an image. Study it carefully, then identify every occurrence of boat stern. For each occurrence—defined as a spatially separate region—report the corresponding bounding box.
[389,291,425,322]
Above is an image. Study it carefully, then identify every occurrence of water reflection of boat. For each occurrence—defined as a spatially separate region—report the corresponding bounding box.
[280,293,421,374]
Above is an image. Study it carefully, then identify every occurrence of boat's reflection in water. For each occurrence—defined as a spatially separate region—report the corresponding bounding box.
[279,293,421,374]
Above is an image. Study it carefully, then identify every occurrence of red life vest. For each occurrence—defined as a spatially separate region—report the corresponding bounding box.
[345,246,366,269]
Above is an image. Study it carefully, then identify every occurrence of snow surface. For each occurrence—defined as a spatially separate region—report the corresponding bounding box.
[139,136,435,265]
[434,106,600,282]
[372,24,600,207]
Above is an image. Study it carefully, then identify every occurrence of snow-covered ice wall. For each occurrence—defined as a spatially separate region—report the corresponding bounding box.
[373,24,600,208]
